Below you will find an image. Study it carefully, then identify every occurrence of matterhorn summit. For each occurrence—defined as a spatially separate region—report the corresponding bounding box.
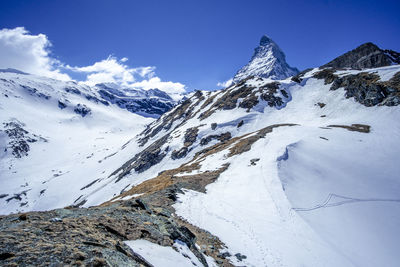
[233,35,299,83]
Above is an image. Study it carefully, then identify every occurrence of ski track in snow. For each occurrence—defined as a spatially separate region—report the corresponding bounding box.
[293,193,400,212]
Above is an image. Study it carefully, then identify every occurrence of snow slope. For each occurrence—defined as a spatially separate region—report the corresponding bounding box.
[0,71,154,214]
[171,68,400,266]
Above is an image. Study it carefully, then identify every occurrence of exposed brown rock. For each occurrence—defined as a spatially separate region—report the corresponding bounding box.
[327,124,371,133]
[200,132,232,146]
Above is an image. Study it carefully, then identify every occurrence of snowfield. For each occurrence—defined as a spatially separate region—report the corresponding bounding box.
[0,71,153,214]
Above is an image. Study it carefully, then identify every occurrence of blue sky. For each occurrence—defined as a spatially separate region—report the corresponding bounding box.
[0,0,399,91]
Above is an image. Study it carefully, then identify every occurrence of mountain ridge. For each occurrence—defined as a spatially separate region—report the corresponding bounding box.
[322,42,400,69]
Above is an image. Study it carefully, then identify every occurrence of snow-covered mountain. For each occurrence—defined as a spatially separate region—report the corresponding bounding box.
[0,70,161,212]
[1,42,400,267]
[232,35,299,83]
[96,83,176,117]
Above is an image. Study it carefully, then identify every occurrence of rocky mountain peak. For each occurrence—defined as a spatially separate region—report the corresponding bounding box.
[259,34,273,46]
[322,42,400,70]
[232,35,299,83]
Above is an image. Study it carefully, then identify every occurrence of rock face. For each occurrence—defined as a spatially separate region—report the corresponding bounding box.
[200,132,231,146]
[111,135,170,183]
[232,35,299,83]
[199,79,291,120]
[74,104,91,117]
[171,127,201,159]
[321,42,400,70]
[1,120,47,158]
[314,69,400,107]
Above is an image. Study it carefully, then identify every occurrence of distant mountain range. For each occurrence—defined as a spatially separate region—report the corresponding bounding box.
[95,83,176,118]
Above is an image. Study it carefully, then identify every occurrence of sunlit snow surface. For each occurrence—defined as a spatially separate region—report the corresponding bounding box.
[173,67,400,266]
[0,71,153,214]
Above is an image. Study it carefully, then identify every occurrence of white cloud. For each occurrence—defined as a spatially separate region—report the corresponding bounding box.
[130,77,186,100]
[67,56,140,86]
[0,27,70,80]
[217,78,233,88]
[0,27,187,96]
[69,56,185,96]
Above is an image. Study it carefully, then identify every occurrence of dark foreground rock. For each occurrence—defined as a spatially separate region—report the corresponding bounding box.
[0,196,230,267]
[1,120,47,158]
[74,104,91,117]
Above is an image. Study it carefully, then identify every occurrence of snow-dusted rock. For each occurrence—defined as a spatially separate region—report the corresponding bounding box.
[232,35,299,83]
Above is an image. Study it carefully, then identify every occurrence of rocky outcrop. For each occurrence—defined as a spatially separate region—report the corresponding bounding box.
[2,120,47,158]
[74,104,91,117]
[64,86,81,95]
[260,82,287,107]
[314,69,400,107]
[84,94,109,106]
[171,126,201,160]
[22,85,51,100]
[57,100,67,109]
[0,199,221,267]
[171,147,189,160]
[111,135,170,183]
[321,42,400,70]
[291,68,313,83]
[183,127,200,146]
[138,91,205,146]
[199,79,290,120]
[200,132,232,146]
[327,124,371,133]
[381,72,400,106]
